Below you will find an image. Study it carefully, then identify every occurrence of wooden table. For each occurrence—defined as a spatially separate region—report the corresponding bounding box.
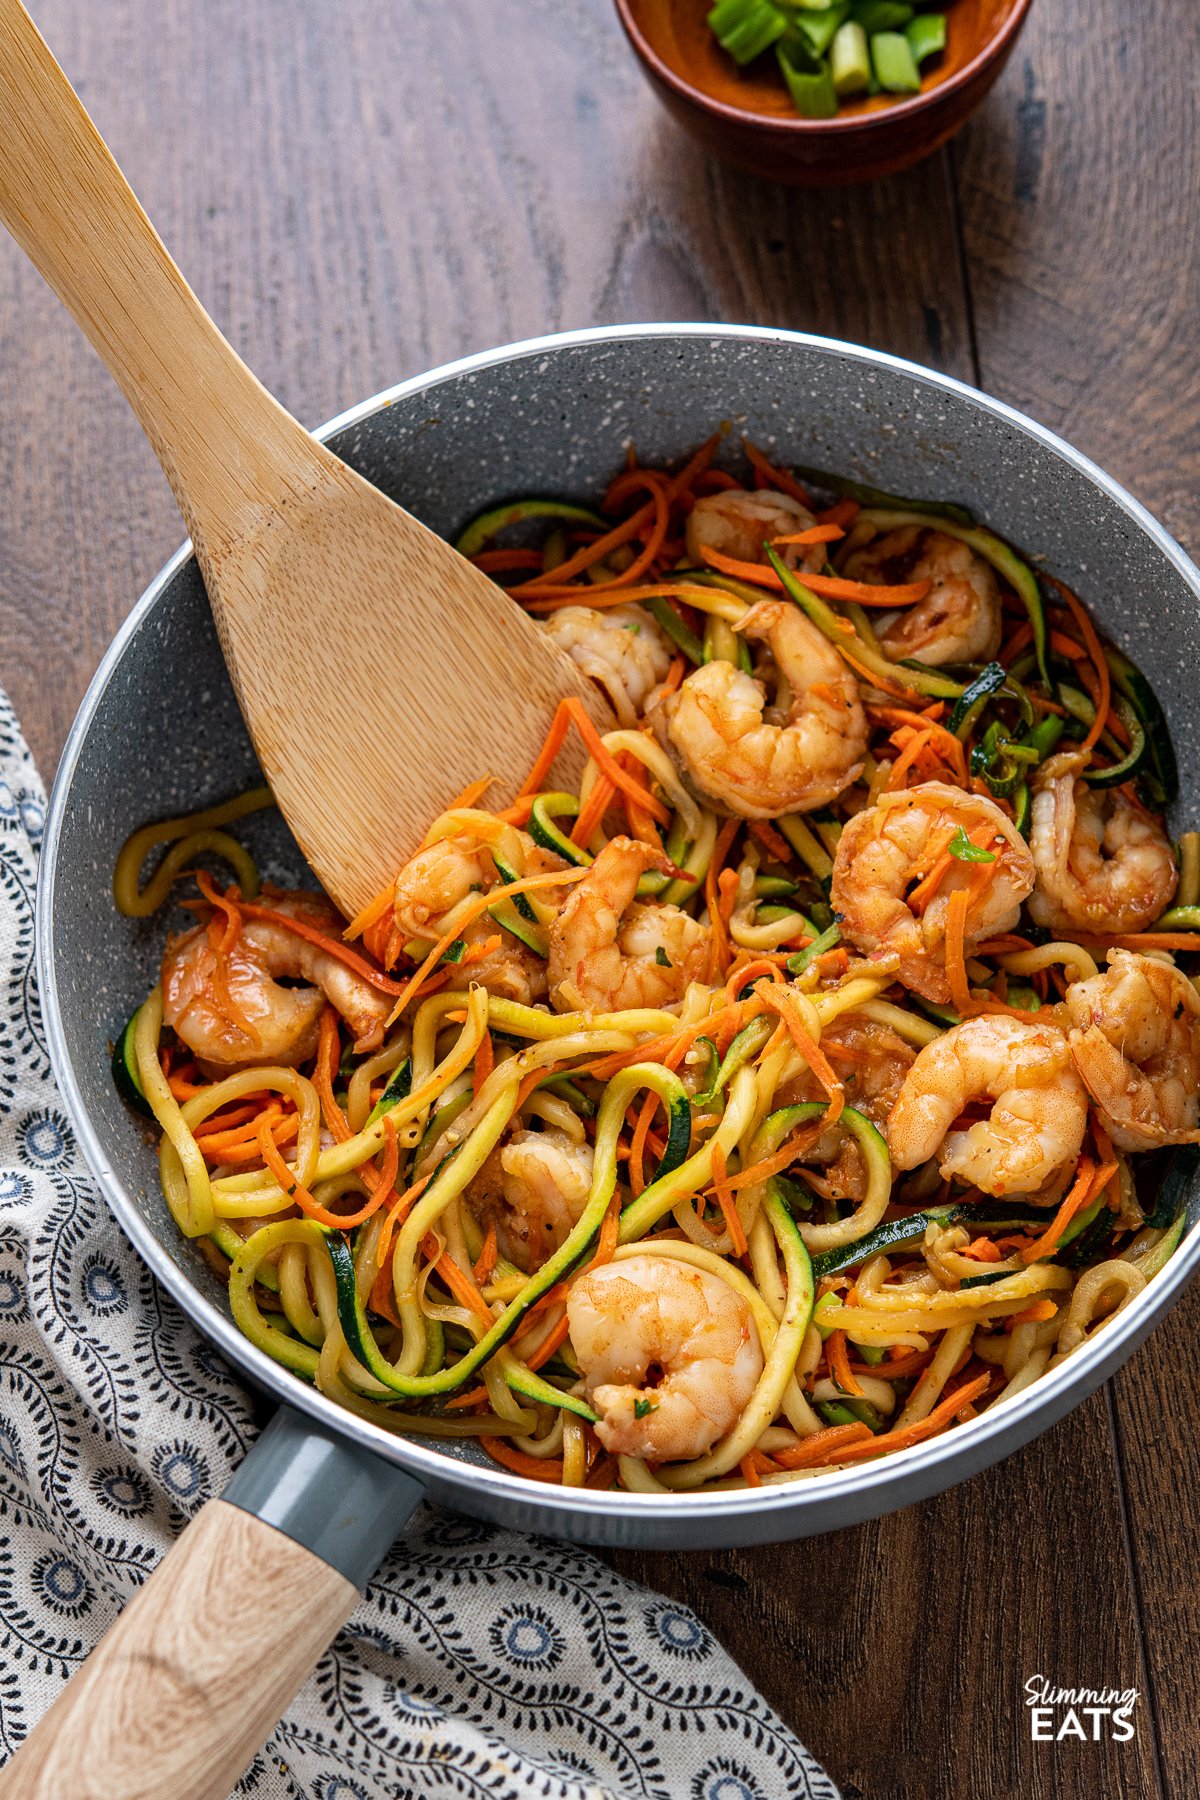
[1,3,1196,1794]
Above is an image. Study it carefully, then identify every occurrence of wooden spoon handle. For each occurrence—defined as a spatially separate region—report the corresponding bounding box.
[0,0,302,544]
[0,1499,356,1800]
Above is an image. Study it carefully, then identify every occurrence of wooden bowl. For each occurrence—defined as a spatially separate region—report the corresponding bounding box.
[614,0,1034,185]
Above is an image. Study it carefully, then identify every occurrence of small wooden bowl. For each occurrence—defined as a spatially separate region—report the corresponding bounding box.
[614,0,1034,186]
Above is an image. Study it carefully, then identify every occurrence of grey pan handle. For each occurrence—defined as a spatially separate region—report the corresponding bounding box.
[0,1410,421,1799]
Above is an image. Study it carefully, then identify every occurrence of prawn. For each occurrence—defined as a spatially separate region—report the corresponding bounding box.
[1064,950,1200,1150]
[392,817,565,1006]
[831,782,1035,1004]
[162,890,390,1071]
[780,1016,915,1204]
[542,603,674,727]
[1028,753,1177,935]
[567,1255,763,1460]
[685,486,826,575]
[655,599,867,818]
[886,1014,1088,1196]
[547,836,708,1013]
[465,1127,594,1272]
[840,526,1002,666]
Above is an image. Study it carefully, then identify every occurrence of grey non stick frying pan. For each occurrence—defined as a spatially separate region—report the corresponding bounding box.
[19,324,1200,1798]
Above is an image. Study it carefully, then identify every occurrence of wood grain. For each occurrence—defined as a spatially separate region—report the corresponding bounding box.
[0,0,1194,1795]
[0,0,605,917]
[0,1499,357,1800]
[955,7,1200,1797]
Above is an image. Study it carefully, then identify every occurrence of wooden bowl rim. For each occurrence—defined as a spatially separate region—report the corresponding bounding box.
[614,0,1034,137]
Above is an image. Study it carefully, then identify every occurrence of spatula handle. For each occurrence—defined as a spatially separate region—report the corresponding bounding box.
[0,1500,356,1800]
[0,0,302,547]
[0,1410,423,1800]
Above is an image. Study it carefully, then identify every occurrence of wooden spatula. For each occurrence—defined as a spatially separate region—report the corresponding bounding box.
[0,0,611,919]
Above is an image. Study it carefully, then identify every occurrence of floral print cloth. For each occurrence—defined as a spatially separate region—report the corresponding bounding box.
[0,691,837,1800]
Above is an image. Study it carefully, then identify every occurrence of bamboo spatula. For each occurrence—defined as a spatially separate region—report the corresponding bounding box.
[0,0,611,919]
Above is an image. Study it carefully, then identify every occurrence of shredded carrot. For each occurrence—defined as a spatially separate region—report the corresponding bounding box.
[818,497,861,530]
[725,957,784,999]
[1020,1157,1116,1263]
[748,819,794,864]
[526,1313,572,1372]
[563,698,671,825]
[473,1222,499,1286]
[313,1007,353,1144]
[343,879,396,944]
[703,819,741,983]
[194,870,242,952]
[516,699,572,797]
[695,545,931,607]
[469,548,543,574]
[510,436,719,597]
[710,1146,748,1257]
[482,1440,566,1483]
[258,1112,398,1231]
[443,1384,489,1411]
[1009,1299,1058,1327]
[423,1233,494,1326]
[801,572,932,607]
[757,986,844,1127]
[885,728,937,791]
[233,898,406,995]
[742,439,813,506]
[368,1262,404,1328]
[962,1237,1003,1263]
[461,932,504,968]
[375,1169,432,1272]
[472,1028,495,1099]
[828,1330,863,1397]
[739,1454,763,1488]
[445,774,495,811]
[822,1373,992,1465]
[583,1198,621,1275]
[771,523,844,547]
[629,1090,660,1197]
[944,888,974,1018]
[772,1423,874,1469]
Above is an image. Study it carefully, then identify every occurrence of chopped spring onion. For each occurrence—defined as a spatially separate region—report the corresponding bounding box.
[871,29,921,92]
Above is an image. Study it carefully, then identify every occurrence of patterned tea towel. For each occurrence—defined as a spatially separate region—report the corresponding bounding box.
[0,687,839,1800]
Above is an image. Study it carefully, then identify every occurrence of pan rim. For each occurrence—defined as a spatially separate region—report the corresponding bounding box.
[37,320,1200,1530]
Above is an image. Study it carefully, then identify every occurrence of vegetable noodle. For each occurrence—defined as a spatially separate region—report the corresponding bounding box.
[111,437,1197,1495]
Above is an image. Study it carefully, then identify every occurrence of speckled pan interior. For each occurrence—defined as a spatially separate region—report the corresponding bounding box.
[37,327,1200,1547]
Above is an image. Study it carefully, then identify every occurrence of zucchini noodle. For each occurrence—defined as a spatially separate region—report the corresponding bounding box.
[110,440,1194,1494]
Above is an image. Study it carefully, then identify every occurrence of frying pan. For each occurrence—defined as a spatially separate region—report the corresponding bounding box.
[20,323,1200,1798]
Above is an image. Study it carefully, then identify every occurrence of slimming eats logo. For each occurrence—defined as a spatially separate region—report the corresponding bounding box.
[1025,1675,1139,1742]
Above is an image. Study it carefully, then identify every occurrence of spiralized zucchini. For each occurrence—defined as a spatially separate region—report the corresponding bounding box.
[112,440,1194,1494]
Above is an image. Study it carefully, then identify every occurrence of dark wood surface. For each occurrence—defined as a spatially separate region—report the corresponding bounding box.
[1,2,1196,1795]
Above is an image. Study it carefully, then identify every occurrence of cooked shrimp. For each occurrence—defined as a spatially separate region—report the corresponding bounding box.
[392,835,492,939]
[831,782,1035,1004]
[162,890,390,1071]
[392,821,564,1006]
[1027,753,1177,935]
[542,604,674,727]
[685,487,825,575]
[841,526,1002,666]
[1064,950,1200,1150]
[567,1255,763,1460]
[655,599,866,818]
[465,1127,594,1272]
[780,1017,915,1203]
[547,836,708,1013]
[887,1015,1088,1196]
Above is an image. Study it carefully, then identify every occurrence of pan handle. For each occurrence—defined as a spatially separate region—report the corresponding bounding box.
[0,1408,422,1800]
